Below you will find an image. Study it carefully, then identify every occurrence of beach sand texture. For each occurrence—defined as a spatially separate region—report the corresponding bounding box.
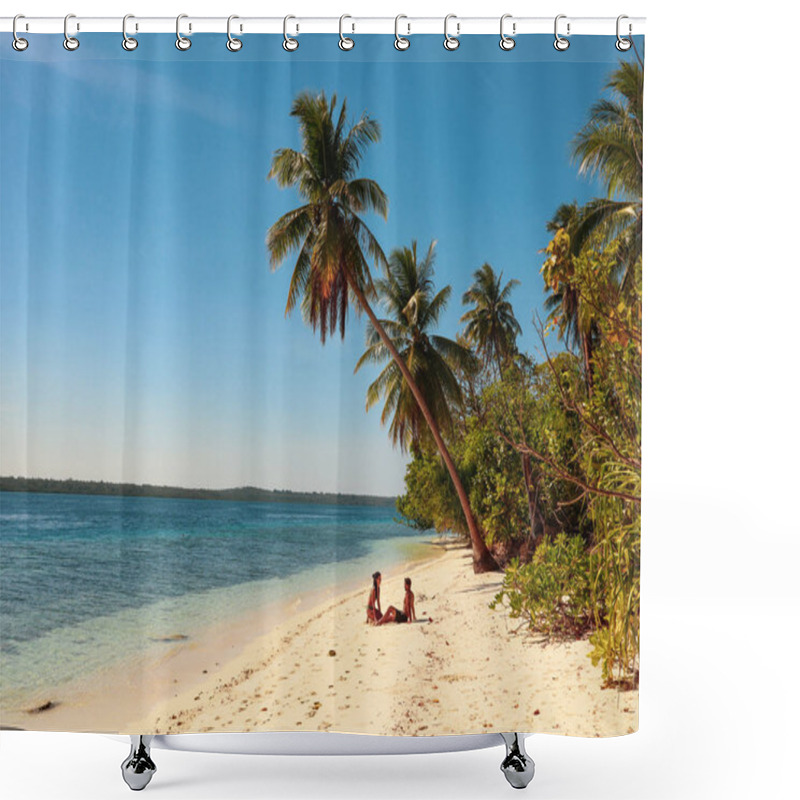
[119,540,638,738]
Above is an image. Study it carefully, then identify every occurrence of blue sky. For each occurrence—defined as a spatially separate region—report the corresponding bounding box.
[0,34,640,496]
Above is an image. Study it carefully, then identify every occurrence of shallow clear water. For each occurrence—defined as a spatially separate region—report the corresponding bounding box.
[0,491,431,707]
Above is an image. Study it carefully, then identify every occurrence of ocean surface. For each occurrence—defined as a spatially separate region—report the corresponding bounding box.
[0,491,433,710]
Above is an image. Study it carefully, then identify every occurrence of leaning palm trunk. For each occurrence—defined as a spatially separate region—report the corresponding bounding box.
[342,260,499,573]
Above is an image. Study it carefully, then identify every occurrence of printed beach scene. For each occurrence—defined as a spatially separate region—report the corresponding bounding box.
[0,490,441,731]
[0,36,641,737]
[0,490,635,737]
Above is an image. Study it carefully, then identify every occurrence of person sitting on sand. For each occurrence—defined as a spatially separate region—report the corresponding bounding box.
[376,576,413,625]
[366,571,384,624]
[367,571,406,625]
[403,577,417,622]
[375,577,432,625]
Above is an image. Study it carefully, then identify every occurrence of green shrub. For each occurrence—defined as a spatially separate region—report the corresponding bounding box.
[588,506,640,688]
[491,533,594,639]
[461,422,528,549]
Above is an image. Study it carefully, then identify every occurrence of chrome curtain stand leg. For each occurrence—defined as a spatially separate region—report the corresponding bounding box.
[121,735,157,791]
[500,733,535,789]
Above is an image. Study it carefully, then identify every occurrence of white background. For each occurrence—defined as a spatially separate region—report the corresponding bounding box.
[2,1,799,798]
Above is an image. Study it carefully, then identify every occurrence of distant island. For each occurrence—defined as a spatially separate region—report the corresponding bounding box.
[0,476,396,508]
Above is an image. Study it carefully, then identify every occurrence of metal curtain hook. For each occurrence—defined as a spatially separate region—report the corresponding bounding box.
[394,15,410,50]
[616,15,632,51]
[283,15,298,51]
[443,14,460,51]
[339,14,354,50]
[176,14,191,50]
[499,14,515,51]
[63,13,79,51]
[122,14,138,51]
[12,14,28,51]
[554,14,570,51]
[227,15,243,51]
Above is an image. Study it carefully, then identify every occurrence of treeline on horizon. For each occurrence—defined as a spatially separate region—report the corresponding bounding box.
[0,476,396,508]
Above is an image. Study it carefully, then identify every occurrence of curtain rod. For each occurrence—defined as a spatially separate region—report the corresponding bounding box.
[1,16,646,36]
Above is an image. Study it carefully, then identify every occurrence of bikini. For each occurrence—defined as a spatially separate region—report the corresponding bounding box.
[368,588,407,622]
[367,590,380,621]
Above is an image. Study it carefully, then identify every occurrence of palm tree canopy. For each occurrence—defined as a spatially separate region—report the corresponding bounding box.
[355,241,476,452]
[545,201,581,236]
[266,91,389,342]
[541,214,587,349]
[541,202,616,358]
[460,263,522,368]
[572,60,643,199]
[568,61,643,289]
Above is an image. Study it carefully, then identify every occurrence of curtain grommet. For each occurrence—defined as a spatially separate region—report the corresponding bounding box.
[616,15,632,51]
[175,14,191,51]
[499,14,516,51]
[63,13,80,51]
[227,15,243,51]
[283,15,299,51]
[554,14,570,51]
[122,15,138,51]
[394,15,410,50]
[339,15,355,50]
[443,14,460,51]
[12,15,29,51]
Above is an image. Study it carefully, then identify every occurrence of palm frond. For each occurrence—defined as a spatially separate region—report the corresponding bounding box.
[346,178,389,219]
[266,205,313,267]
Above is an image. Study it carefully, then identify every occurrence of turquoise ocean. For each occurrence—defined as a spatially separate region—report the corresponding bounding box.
[0,491,432,711]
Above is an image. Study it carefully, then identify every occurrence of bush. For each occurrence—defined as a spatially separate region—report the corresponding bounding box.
[461,422,528,549]
[491,533,594,639]
[588,506,640,688]
[396,447,459,533]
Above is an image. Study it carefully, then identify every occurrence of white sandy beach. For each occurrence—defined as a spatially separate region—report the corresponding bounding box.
[126,540,637,738]
[3,540,637,737]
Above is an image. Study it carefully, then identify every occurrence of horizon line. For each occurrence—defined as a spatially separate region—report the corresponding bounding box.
[0,475,398,503]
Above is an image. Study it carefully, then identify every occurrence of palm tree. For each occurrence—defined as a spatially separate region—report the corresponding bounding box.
[460,264,545,544]
[460,263,522,374]
[542,61,643,389]
[570,60,643,290]
[267,92,498,572]
[267,91,388,342]
[356,241,475,453]
[541,202,598,393]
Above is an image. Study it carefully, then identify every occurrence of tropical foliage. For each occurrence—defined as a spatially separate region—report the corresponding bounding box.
[267,91,387,342]
[491,534,594,639]
[396,58,643,686]
[268,56,642,685]
[355,241,476,453]
[267,91,498,573]
[461,263,522,373]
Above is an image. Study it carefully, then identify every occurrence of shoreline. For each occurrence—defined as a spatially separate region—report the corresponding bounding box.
[2,539,638,738]
[0,535,443,733]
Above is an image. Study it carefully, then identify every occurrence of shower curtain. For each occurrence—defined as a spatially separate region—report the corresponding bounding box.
[0,29,643,738]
